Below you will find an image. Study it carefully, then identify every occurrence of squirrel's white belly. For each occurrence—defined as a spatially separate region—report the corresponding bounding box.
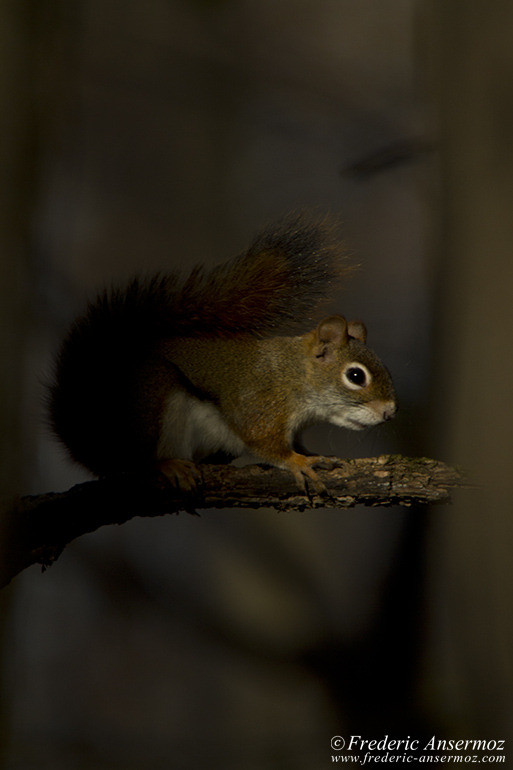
[157,389,245,462]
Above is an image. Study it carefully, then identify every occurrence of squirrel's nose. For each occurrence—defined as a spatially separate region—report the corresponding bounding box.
[382,401,397,421]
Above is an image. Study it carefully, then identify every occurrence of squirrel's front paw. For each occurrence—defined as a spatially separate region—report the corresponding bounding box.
[158,458,201,492]
[282,452,329,496]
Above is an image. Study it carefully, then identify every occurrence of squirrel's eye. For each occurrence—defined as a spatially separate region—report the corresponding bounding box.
[347,367,366,385]
[343,364,371,390]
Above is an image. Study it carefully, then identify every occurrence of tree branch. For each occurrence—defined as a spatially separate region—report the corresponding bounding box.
[1,455,465,588]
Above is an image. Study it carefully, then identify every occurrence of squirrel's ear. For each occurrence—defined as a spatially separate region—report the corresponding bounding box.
[313,315,348,360]
[347,320,367,344]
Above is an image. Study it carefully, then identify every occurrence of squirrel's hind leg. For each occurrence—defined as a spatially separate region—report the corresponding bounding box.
[158,458,201,491]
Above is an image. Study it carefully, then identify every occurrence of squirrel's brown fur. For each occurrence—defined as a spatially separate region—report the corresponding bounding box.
[49,212,395,491]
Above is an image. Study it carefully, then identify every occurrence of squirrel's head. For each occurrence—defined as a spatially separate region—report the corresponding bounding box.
[305,315,397,430]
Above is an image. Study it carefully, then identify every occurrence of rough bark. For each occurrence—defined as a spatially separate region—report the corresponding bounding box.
[0,455,465,589]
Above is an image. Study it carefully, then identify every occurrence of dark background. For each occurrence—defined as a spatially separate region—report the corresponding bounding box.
[1,2,512,768]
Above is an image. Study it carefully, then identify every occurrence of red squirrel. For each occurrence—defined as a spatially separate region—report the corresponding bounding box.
[49,214,396,492]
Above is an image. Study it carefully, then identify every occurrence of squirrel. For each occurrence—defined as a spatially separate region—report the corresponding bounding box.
[49,213,396,494]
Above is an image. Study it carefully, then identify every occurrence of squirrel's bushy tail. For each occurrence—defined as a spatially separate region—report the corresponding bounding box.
[174,212,348,336]
[49,212,348,473]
